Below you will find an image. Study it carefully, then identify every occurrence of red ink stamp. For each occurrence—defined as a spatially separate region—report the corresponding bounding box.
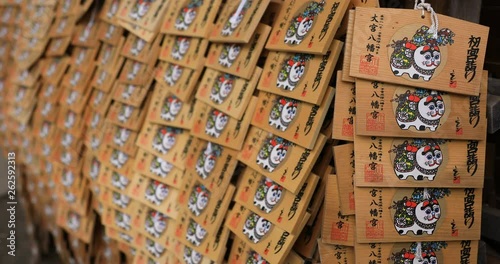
[359,55,379,76]
[140,135,147,145]
[241,146,252,160]
[342,118,354,137]
[366,112,385,131]
[162,48,169,57]
[239,189,249,202]
[262,74,271,87]
[229,215,240,228]
[364,164,383,182]
[349,192,355,210]
[270,31,280,45]
[164,19,171,29]
[138,161,145,171]
[331,222,349,241]
[192,122,201,134]
[186,157,194,168]
[208,52,216,65]
[254,111,264,124]
[365,220,384,239]
[199,84,208,97]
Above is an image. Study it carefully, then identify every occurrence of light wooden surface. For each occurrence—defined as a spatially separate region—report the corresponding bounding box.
[136,123,190,170]
[333,143,356,215]
[112,82,151,108]
[228,236,307,264]
[159,35,208,69]
[332,71,356,141]
[184,137,238,194]
[251,88,334,149]
[322,175,356,246]
[258,40,343,105]
[294,204,324,259]
[206,24,271,80]
[173,209,230,263]
[146,86,195,130]
[178,179,234,234]
[350,8,489,95]
[355,240,479,263]
[209,0,271,43]
[161,0,224,38]
[116,0,170,32]
[355,76,488,140]
[132,148,185,189]
[233,167,319,234]
[155,60,205,103]
[121,33,162,64]
[128,173,180,219]
[195,67,261,120]
[225,202,307,264]
[355,187,483,242]
[237,126,327,195]
[317,240,354,263]
[342,10,356,82]
[129,206,178,252]
[191,98,256,151]
[354,135,486,188]
[265,0,350,55]
[307,165,331,226]
[99,188,141,216]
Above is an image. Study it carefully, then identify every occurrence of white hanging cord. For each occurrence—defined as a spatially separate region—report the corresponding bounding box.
[229,0,248,24]
[414,0,424,10]
[414,0,439,39]
[416,242,423,261]
[423,188,430,200]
